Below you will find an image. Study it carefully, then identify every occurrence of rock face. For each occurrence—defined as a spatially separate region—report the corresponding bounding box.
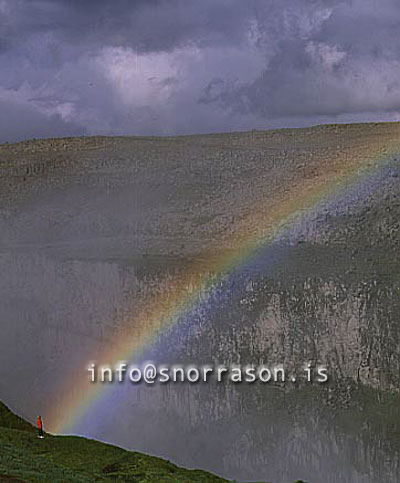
[1,123,400,482]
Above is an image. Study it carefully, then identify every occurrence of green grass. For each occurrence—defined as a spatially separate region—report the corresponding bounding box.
[0,400,312,482]
[0,400,226,482]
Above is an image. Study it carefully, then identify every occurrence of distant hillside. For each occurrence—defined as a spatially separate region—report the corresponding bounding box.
[1,121,399,261]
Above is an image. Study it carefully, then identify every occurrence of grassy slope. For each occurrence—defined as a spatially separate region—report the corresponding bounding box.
[0,401,226,482]
[0,401,313,482]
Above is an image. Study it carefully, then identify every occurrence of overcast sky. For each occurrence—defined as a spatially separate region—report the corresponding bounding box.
[1,0,400,142]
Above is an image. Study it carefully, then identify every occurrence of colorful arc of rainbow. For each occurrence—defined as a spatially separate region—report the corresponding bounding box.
[50,139,399,434]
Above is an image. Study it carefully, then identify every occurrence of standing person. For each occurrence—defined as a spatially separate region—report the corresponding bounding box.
[37,415,44,438]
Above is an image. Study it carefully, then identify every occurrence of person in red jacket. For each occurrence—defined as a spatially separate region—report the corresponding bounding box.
[37,415,44,438]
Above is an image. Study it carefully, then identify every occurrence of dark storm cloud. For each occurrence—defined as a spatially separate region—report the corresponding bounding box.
[0,97,81,141]
[1,0,251,53]
[1,0,400,142]
[200,0,400,119]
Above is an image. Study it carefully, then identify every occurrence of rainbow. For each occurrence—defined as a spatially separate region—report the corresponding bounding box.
[49,133,399,434]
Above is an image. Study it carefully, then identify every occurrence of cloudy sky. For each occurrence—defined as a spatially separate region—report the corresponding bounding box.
[1,0,400,142]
